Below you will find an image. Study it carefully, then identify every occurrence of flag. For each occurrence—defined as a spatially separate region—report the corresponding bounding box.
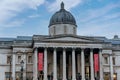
[94,54,99,72]
[38,53,43,71]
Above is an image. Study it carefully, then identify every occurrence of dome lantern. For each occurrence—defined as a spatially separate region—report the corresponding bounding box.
[61,2,64,10]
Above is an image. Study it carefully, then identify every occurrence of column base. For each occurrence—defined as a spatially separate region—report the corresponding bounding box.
[44,78,48,80]
[100,78,104,80]
[81,78,85,80]
[72,78,76,80]
[91,78,95,80]
[62,78,67,80]
[33,78,38,80]
[53,78,57,80]
[12,77,15,80]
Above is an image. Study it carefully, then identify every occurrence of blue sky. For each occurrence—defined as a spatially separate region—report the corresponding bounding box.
[0,0,120,39]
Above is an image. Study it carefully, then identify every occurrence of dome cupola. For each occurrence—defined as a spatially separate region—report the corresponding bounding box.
[49,2,77,36]
[49,2,76,27]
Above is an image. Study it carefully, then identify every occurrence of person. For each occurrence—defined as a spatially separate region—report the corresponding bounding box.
[48,75,50,80]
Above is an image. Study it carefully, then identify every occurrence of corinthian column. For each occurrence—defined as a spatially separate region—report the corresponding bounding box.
[44,48,47,80]
[63,48,67,80]
[53,48,57,80]
[33,48,38,80]
[99,49,103,80]
[81,48,85,80]
[110,54,113,80]
[90,49,95,80]
[72,48,76,80]
[12,52,16,80]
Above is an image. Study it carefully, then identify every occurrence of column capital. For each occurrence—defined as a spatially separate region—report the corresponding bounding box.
[33,47,38,52]
[81,48,85,51]
[90,48,94,52]
[34,47,38,49]
[44,47,47,50]
[72,47,76,50]
[99,49,102,52]
[12,52,16,54]
[53,47,57,49]
[62,47,66,49]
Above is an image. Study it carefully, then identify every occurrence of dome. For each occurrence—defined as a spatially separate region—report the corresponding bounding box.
[49,2,76,27]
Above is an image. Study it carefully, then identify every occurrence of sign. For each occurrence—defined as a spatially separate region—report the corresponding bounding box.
[38,53,43,71]
[94,54,99,72]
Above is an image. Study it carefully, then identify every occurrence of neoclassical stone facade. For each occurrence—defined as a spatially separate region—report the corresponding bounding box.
[0,2,120,80]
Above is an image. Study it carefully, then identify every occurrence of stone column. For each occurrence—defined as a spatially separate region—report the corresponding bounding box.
[68,54,72,79]
[33,48,38,80]
[23,53,27,80]
[110,54,113,80]
[90,49,95,80]
[60,53,63,78]
[12,52,16,80]
[99,49,103,80]
[53,48,57,80]
[44,48,48,80]
[63,48,67,80]
[77,53,81,73]
[81,48,85,80]
[72,48,76,80]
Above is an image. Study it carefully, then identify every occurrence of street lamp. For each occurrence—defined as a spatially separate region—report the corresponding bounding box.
[20,60,24,80]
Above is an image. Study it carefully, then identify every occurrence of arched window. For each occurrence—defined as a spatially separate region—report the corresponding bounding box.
[64,26,67,34]
[53,26,56,35]
[73,27,76,34]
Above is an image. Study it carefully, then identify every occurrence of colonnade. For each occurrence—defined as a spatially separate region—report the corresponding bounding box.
[33,47,103,80]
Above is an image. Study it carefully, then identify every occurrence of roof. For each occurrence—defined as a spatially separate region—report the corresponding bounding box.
[49,2,76,27]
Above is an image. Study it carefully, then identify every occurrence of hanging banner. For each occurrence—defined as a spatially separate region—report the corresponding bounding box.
[94,54,99,72]
[38,53,43,71]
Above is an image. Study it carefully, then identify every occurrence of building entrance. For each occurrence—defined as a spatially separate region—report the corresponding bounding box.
[38,71,43,80]
[85,66,90,80]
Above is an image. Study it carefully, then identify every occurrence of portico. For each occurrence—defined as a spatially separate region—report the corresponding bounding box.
[33,42,103,80]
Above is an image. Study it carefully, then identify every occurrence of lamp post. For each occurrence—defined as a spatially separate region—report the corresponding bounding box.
[20,60,24,80]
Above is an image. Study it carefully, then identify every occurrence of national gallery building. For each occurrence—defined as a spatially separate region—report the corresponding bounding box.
[0,2,120,80]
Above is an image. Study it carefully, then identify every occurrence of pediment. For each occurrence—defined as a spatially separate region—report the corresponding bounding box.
[43,36,103,43]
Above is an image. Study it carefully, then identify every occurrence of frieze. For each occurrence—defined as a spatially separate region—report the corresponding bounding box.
[34,42,102,48]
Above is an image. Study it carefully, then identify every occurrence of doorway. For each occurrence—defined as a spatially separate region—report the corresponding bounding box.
[38,71,43,80]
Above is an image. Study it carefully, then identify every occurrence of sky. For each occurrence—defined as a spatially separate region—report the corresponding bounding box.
[0,0,120,39]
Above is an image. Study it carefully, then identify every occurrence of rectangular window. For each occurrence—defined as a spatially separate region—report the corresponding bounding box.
[28,56,32,63]
[104,57,108,64]
[5,72,12,80]
[7,56,12,64]
[104,72,110,80]
[18,56,21,63]
[112,57,115,65]
[15,72,21,79]
[26,72,33,80]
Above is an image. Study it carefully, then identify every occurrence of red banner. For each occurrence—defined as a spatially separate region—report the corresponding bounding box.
[38,53,43,71]
[94,54,99,72]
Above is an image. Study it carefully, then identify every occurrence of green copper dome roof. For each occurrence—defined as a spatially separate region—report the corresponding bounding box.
[49,2,76,27]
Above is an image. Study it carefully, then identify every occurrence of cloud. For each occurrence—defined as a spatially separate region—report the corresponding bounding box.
[47,0,82,12]
[28,14,41,18]
[78,17,120,38]
[0,19,26,28]
[79,2,120,23]
[0,0,45,23]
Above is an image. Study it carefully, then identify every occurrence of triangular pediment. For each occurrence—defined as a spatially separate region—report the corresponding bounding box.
[42,36,103,43]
